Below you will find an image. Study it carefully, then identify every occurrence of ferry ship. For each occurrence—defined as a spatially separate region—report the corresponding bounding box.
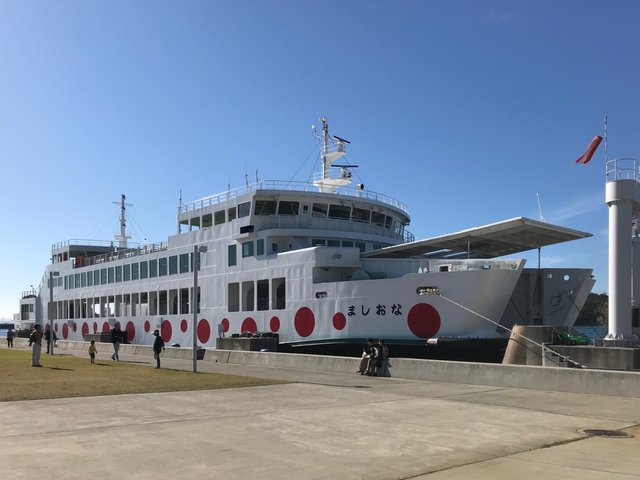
[16,118,595,355]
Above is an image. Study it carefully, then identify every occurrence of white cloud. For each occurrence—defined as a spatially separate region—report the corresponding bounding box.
[546,192,604,223]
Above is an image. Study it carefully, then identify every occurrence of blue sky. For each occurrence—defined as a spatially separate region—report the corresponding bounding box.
[1,0,639,320]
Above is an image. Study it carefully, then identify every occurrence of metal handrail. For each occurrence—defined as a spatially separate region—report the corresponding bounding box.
[605,158,640,183]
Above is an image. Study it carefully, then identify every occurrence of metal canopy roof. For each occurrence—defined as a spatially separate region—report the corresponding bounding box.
[361,217,592,259]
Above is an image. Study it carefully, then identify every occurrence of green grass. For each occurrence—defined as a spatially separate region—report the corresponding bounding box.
[0,349,286,402]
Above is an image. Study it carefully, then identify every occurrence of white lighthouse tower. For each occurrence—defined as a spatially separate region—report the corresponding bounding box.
[605,158,640,346]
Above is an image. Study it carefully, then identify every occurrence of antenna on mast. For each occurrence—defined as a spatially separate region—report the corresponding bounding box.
[113,194,132,248]
[536,192,546,223]
[177,189,183,235]
[604,114,608,162]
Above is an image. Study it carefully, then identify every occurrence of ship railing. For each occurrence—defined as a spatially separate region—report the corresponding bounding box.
[179,180,409,215]
[606,158,640,183]
[51,239,118,253]
[21,289,37,299]
[82,241,168,267]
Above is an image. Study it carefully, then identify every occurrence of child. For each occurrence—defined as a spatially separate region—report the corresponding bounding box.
[88,340,97,364]
[153,329,165,368]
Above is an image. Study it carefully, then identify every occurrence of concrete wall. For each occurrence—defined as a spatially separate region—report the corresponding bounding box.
[12,338,640,398]
[553,345,640,370]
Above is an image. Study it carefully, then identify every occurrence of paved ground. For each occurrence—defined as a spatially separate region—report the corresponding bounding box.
[2,347,640,479]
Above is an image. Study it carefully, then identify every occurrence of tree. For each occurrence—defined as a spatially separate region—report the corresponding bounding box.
[575,293,608,326]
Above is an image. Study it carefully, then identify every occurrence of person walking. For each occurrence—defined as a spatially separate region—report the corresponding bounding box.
[153,329,165,368]
[110,323,122,361]
[28,324,43,367]
[6,328,14,348]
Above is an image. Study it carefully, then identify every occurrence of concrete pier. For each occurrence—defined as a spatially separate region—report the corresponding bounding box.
[2,340,640,479]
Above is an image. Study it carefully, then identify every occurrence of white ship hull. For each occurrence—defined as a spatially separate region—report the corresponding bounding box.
[16,118,594,354]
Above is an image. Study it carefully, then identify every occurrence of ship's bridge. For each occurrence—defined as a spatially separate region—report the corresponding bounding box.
[177,179,413,243]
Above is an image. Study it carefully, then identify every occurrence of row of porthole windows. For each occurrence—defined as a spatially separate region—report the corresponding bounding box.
[62,253,193,290]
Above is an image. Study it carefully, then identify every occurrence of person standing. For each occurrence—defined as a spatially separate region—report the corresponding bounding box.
[110,323,122,361]
[88,340,97,364]
[152,329,165,369]
[44,327,57,354]
[28,324,43,367]
[6,328,14,348]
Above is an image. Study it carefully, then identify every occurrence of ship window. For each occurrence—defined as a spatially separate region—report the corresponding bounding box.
[272,243,278,253]
[202,213,213,229]
[100,268,107,285]
[158,258,167,276]
[81,272,86,288]
[257,279,269,310]
[278,201,299,215]
[329,204,351,220]
[140,261,148,279]
[214,210,225,225]
[315,291,327,299]
[312,239,325,246]
[355,242,366,252]
[255,200,277,215]
[327,239,340,247]
[116,266,122,282]
[242,241,254,258]
[180,288,189,314]
[371,212,385,227]
[87,271,93,287]
[123,264,130,281]
[352,207,371,223]
[228,206,237,221]
[312,203,328,218]
[190,216,200,231]
[132,262,139,280]
[242,281,254,311]
[75,273,81,288]
[130,293,137,316]
[94,270,100,285]
[179,253,189,273]
[342,241,354,248]
[228,282,239,312]
[149,259,158,278]
[67,275,72,289]
[238,201,251,218]
[169,255,178,275]
[139,292,149,316]
[272,277,285,310]
[384,215,392,228]
[149,291,158,315]
[257,239,264,256]
[228,244,237,266]
[159,290,168,315]
[169,289,178,315]
[108,268,114,284]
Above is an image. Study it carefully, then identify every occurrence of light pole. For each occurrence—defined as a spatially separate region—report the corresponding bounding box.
[193,245,207,372]
[49,271,60,355]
